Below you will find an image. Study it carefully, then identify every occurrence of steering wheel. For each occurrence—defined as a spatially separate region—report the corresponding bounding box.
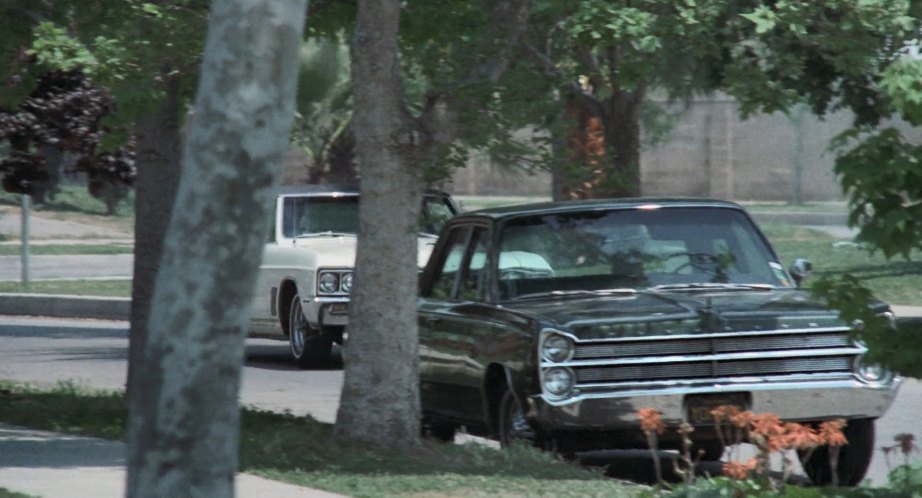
[663,251,721,274]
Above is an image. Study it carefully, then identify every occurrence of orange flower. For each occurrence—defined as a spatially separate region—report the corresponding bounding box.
[637,407,666,434]
[818,419,848,447]
[780,422,819,450]
[751,413,785,437]
[722,458,757,480]
[729,409,756,429]
[710,405,728,422]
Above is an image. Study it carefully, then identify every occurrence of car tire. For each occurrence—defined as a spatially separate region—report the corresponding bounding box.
[696,440,725,461]
[288,293,332,369]
[798,418,875,487]
[422,419,456,443]
[497,386,541,448]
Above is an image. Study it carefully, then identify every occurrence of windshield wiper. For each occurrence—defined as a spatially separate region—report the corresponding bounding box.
[648,283,775,292]
[294,231,356,239]
[513,288,637,300]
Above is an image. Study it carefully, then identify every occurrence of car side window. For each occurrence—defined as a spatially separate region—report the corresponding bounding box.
[430,227,471,299]
[420,196,456,235]
[457,228,490,301]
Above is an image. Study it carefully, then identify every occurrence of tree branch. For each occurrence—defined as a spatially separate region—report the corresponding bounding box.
[605,44,621,91]
[523,41,605,118]
[573,46,606,94]
[309,0,343,17]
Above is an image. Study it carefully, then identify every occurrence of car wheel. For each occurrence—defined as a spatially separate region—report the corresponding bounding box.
[288,293,332,368]
[799,418,875,487]
[422,419,456,443]
[497,387,540,448]
[696,440,724,461]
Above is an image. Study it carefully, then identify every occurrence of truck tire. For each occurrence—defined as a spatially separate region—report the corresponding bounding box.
[288,293,332,368]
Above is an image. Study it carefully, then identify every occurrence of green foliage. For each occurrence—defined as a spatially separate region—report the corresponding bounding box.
[291,36,355,182]
[833,128,922,260]
[726,0,914,122]
[880,52,922,124]
[813,275,922,378]
[28,23,98,73]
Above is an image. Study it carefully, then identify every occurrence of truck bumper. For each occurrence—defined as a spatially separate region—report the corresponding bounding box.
[304,297,349,328]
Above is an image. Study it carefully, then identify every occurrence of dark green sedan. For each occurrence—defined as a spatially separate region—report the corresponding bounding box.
[417,198,901,486]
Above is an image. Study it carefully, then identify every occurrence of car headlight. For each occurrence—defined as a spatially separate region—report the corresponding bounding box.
[854,356,893,384]
[318,272,339,294]
[543,367,575,399]
[341,272,354,293]
[541,332,574,363]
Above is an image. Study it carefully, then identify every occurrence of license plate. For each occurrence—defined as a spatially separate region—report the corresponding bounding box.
[685,393,750,425]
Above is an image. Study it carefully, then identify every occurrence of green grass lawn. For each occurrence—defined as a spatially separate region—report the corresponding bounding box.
[0,489,36,498]
[0,186,135,234]
[0,382,640,498]
[761,224,922,306]
[0,245,133,256]
[0,279,131,297]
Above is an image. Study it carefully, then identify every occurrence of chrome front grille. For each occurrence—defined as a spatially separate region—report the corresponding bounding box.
[572,330,853,360]
[566,328,860,388]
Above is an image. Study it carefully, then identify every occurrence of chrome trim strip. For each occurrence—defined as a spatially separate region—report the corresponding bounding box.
[575,372,856,391]
[541,347,863,368]
[541,376,901,407]
[568,326,851,344]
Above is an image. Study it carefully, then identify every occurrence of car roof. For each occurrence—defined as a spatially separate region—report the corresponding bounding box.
[458,197,746,221]
[276,184,452,197]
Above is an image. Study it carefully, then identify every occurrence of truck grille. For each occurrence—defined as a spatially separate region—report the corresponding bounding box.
[566,328,860,387]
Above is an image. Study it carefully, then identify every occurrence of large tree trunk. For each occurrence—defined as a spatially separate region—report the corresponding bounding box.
[127,73,181,397]
[125,1,307,496]
[334,0,423,450]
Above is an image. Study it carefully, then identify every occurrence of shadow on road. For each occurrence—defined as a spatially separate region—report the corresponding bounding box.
[244,341,343,372]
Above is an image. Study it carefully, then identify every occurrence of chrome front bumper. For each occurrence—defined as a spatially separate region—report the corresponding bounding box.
[303,297,349,328]
[529,376,902,430]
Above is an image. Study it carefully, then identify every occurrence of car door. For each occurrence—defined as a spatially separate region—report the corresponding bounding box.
[419,223,502,423]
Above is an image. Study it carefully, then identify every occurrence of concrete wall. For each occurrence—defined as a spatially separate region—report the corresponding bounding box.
[448,95,917,202]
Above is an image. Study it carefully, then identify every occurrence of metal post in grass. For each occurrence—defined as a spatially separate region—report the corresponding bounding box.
[20,194,30,288]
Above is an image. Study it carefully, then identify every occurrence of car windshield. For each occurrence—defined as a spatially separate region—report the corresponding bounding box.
[282,195,360,237]
[497,206,790,300]
[280,193,455,238]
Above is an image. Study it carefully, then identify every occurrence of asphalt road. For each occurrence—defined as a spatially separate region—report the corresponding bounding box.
[0,315,342,423]
[0,315,918,487]
[0,254,133,282]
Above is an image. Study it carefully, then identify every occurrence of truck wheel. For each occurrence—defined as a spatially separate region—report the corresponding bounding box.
[288,293,332,368]
[497,387,540,448]
[799,418,875,487]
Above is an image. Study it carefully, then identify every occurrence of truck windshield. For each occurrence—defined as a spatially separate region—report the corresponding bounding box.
[497,206,790,299]
[283,195,360,238]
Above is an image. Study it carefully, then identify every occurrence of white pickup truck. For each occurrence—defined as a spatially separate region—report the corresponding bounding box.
[249,185,459,367]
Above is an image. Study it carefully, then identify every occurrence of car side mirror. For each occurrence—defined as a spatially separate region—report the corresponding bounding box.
[788,258,813,287]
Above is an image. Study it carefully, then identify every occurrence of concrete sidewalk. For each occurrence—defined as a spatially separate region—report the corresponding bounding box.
[0,424,347,498]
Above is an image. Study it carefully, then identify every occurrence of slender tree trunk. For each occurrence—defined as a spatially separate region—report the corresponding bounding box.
[600,89,645,197]
[334,0,423,450]
[127,73,181,396]
[125,1,307,496]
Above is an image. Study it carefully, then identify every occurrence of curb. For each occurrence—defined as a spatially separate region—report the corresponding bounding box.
[0,293,129,321]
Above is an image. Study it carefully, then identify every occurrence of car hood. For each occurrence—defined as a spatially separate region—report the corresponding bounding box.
[291,236,359,267]
[291,235,437,268]
[504,288,852,340]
